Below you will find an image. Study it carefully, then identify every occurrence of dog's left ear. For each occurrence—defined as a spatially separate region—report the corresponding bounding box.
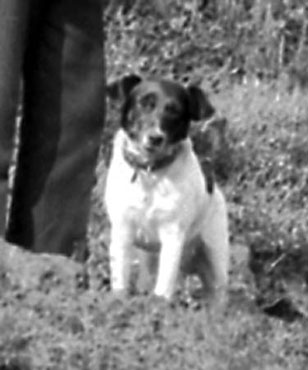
[107,74,142,101]
[186,85,215,121]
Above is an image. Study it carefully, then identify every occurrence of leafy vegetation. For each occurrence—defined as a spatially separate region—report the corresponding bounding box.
[105,0,308,89]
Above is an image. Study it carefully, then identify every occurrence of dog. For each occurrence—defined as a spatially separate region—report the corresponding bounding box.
[105,75,229,304]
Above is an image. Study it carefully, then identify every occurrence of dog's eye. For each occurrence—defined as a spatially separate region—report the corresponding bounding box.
[127,127,138,140]
[139,93,156,111]
[165,102,180,116]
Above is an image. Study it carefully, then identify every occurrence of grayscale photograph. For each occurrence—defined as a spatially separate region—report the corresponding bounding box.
[0,1,307,369]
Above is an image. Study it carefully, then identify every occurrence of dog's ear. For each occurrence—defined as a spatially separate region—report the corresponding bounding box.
[107,74,142,101]
[186,85,215,121]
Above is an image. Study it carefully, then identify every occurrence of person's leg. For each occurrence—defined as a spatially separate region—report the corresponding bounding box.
[6,0,105,260]
[0,0,30,236]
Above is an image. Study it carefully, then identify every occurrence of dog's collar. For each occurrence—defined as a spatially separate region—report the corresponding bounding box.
[123,144,182,182]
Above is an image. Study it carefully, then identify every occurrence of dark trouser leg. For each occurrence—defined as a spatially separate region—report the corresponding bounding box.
[0,0,29,236]
[6,0,105,260]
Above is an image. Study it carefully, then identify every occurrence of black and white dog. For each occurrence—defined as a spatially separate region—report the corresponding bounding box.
[105,75,229,304]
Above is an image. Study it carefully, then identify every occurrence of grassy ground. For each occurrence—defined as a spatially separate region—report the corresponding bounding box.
[1,80,308,369]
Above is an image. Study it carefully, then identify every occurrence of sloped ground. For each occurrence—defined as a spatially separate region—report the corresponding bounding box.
[0,238,307,370]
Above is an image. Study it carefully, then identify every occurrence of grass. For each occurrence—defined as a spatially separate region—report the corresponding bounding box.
[1,81,308,369]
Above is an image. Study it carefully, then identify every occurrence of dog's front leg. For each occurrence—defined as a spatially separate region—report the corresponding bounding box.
[154,227,185,300]
[109,224,134,294]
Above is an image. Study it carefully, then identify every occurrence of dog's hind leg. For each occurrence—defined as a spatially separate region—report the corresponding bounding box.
[199,189,229,307]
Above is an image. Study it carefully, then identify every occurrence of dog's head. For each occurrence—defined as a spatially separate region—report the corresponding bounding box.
[107,75,215,162]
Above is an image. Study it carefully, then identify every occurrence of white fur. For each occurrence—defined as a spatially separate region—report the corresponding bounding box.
[105,129,229,301]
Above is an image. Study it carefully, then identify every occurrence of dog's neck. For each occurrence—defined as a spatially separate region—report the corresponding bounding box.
[122,140,182,182]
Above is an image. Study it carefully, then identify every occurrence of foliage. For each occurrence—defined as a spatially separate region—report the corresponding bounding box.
[215,82,308,311]
[106,0,308,89]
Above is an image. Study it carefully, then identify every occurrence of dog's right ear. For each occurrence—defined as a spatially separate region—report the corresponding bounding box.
[107,74,142,101]
[186,85,215,121]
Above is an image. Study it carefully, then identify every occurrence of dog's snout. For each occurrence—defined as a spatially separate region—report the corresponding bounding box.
[148,134,164,147]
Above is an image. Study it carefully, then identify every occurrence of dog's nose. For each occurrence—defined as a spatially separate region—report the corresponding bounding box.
[147,134,164,147]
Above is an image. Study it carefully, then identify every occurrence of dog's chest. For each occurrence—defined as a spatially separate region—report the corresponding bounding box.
[120,175,181,250]
[126,173,180,221]
[105,134,208,250]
